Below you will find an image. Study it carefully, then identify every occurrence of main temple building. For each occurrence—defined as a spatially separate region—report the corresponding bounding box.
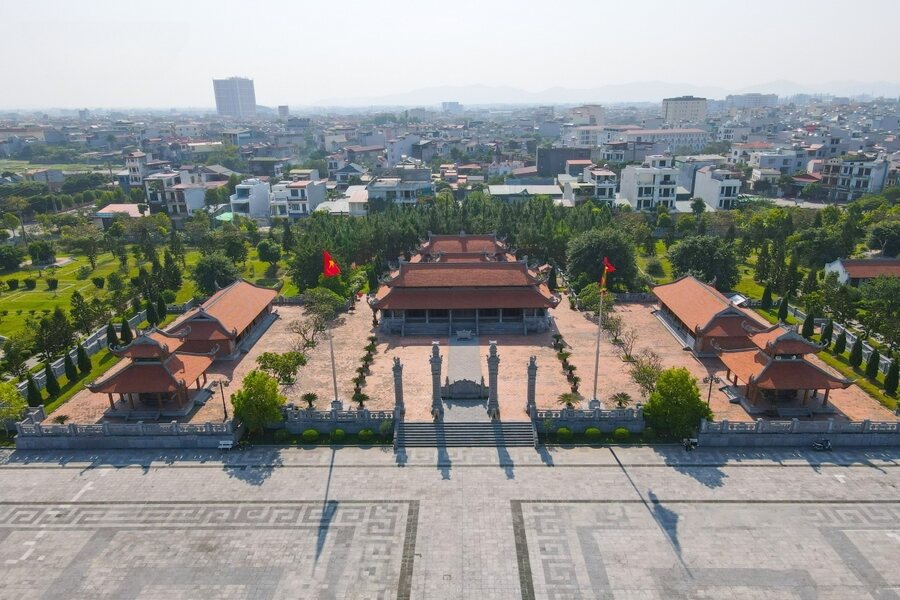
[370,233,559,336]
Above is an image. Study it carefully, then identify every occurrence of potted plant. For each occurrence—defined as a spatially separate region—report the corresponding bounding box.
[301,392,318,410]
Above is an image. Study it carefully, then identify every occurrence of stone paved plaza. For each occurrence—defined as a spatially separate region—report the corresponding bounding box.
[1,445,900,599]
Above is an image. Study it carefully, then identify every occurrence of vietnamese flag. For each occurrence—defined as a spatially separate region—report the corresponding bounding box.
[323,251,341,277]
[600,256,616,289]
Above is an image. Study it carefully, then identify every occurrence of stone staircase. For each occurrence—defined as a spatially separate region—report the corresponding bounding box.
[396,421,535,447]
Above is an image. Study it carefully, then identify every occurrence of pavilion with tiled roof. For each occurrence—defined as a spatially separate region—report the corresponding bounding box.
[371,233,559,335]
[88,327,216,414]
[717,323,850,407]
[652,275,768,356]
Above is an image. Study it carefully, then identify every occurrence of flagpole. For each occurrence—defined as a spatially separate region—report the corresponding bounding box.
[328,323,339,404]
[592,288,603,405]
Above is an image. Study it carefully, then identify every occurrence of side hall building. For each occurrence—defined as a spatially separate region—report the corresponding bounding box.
[370,233,559,336]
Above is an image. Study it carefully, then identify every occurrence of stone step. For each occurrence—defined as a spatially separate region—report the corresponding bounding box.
[396,422,535,447]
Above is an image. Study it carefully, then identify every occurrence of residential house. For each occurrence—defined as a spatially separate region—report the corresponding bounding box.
[823,258,900,286]
[229,178,271,219]
[692,167,742,209]
[619,155,678,211]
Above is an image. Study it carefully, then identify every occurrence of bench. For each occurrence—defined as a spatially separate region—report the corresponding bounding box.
[456,329,473,340]
[217,440,234,450]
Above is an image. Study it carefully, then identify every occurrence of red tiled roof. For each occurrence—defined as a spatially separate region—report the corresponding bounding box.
[839,259,900,279]
[386,261,537,288]
[653,276,765,333]
[113,329,186,359]
[419,234,507,255]
[746,324,820,355]
[88,352,214,394]
[718,349,849,390]
[372,286,556,310]
[172,280,276,338]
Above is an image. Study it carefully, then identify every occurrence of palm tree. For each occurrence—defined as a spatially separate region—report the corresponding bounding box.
[609,392,632,408]
[557,392,582,409]
[301,392,318,410]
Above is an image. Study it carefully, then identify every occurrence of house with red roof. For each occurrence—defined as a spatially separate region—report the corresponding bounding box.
[824,258,900,287]
[652,275,768,356]
[370,233,559,336]
[87,280,277,416]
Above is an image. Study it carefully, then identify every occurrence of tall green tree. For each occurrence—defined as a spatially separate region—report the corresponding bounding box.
[884,359,898,396]
[44,363,60,397]
[119,317,133,345]
[754,241,771,283]
[849,337,864,369]
[566,228,638,291]
[801,312,815,339]
[0,381,27,434]
[231,370,286,434]
[63,352,78,382]
[833,330,847,355]
[865,349,881,380]
[777,296,789,322]
[106,321,119,348]
[667,235,739,290]
[760,282,773,310]
[26,374,42,407]
[192,252,240,295]
[76,343,91,375]
[820,319,834,348]
[643,367,712,440]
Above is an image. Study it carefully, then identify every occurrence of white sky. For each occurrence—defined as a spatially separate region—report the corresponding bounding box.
[1,0,897,109]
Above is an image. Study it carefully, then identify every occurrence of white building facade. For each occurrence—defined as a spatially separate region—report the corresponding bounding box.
[620,155,678,211]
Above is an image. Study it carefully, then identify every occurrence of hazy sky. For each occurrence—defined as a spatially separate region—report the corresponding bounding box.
[2,0,898,109]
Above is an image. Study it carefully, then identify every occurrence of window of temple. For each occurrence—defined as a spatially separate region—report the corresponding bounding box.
[406,309,426,322]
[480,308,499,322]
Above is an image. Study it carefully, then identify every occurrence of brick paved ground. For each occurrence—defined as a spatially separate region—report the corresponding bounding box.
[1,445,899,599]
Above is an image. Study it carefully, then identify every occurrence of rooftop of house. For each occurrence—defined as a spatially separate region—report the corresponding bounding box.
[835,258,900,279]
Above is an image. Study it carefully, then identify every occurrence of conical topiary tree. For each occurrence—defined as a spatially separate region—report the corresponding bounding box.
[885,358,898,396]
[146,301,158,327]
[849,337,863,369]
[820,320,833,348]
[119,317,133,345]
[834,331,847,355]
[761,282,773,310]
[865,349,881,380]
[156,295,167,322]
[25,374,42,407]
[106,321,118,348]
[777,296,789,322]
[76,343,91,375]
[801,312,815,339]
[44,363,60,397]
[64,352,77,382]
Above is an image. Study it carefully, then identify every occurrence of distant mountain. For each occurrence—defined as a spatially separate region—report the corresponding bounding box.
[311,80,900,108]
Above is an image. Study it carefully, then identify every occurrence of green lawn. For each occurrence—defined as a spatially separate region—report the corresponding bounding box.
[815,342,897,412]
[636,240,673,284]
[38,349,121,416]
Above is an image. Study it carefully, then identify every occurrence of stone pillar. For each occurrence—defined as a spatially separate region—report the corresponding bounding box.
[487,341,500,421]
[525,355,537,417]
[393,357,405,419]
[430,342,443,421]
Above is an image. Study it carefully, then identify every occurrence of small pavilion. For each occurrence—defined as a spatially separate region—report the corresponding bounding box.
[717,324,850,407]
[87,328,217,415]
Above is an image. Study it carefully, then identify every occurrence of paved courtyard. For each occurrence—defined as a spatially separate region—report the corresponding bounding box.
[1,445,899,599]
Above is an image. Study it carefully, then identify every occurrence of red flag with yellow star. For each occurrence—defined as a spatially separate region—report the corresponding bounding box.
[323,251,341,277]
[600,256,615,290]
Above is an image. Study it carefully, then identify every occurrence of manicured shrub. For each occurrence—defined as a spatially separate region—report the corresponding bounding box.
[6,278,18,290]
[378,419,394,439]
[161,289,176,303]
[584,427,602,442]
[46,278,59,291]
[273,429,293,443]
[884,359,898,396]
[556,427,573,442]
[301,428,319,443]
[91,276,105,289]
[760,282,773,310]
[865,349,881,380]
[358,428,375,443]
[64,353,78,382]
[613,427,630,442]
[44,363,60,397]
[833,331,847,355]
[642,426,657,442]
[801,313,815,339]
[646,258,665,278]
[331,428,347,443]
[26,374,42,407]
[364,342,377,353]
[23,278,36,290]
[849,337,863,369]
[76,344,91,374]
[777,296,789,322]
[820,320,833,348]
[76,265,91,279]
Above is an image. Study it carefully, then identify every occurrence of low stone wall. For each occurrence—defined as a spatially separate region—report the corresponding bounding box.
[13,407,238,450]
[699,418,900,447]
[534,406,645,434]
[281,406,395,435]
